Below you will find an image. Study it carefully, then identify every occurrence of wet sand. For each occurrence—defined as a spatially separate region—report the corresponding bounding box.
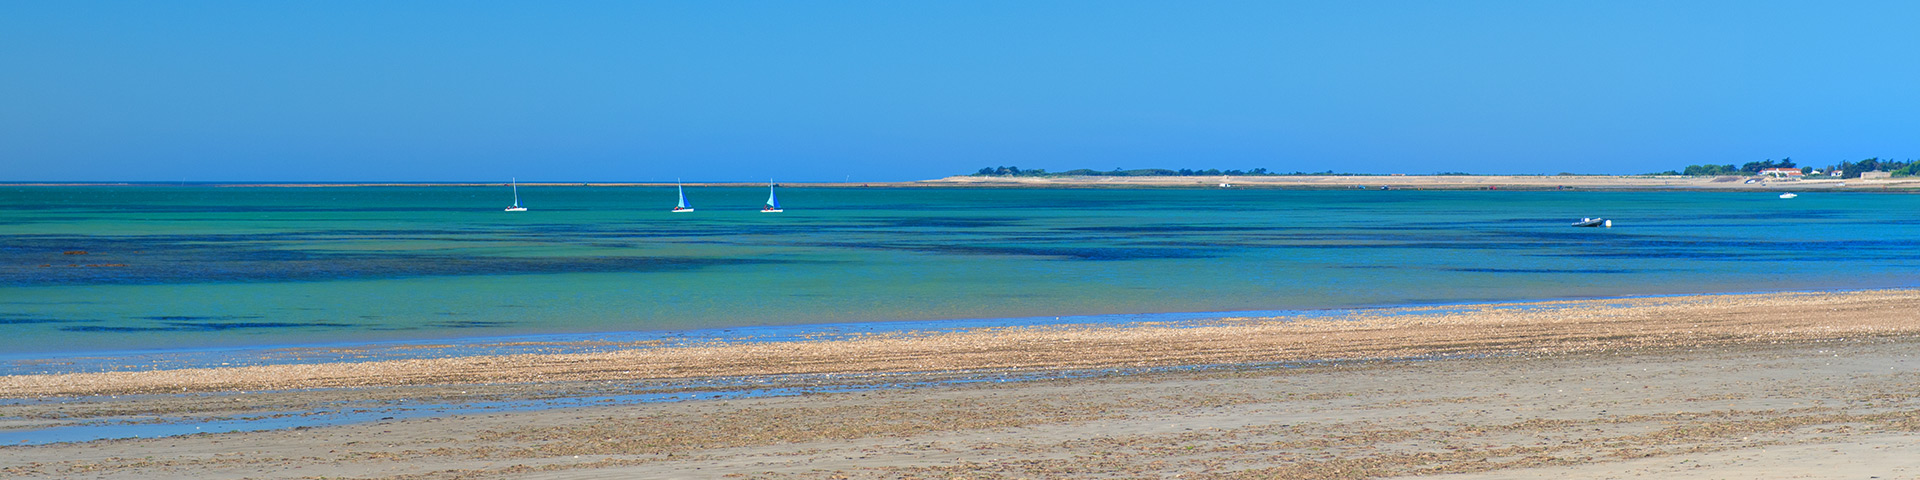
[2,289,1918,479]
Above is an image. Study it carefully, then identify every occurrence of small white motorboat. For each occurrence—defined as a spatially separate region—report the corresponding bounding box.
[1571,217,1611,228]
[1779,192,1798,199]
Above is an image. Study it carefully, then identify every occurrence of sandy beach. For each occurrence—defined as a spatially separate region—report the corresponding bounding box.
[10,2,1918,479]
[2,289,1918,478]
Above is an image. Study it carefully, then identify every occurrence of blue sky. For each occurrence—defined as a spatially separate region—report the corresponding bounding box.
[3,1,1915,182]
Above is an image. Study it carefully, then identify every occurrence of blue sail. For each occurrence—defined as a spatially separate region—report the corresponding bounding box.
[675,183,691,210]
[765,182,781,210]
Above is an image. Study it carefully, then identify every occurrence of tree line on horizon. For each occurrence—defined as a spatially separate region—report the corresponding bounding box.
[1657,157,1917,178]
[970,157,1917,179]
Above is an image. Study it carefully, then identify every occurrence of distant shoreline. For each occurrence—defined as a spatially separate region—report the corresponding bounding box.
[4,174,1917,191]
[918,174,1920,191]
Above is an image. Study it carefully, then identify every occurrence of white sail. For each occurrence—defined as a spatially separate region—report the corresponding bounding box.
[762,180,783,212]
[673,181,694,212]
[504,178,527,211]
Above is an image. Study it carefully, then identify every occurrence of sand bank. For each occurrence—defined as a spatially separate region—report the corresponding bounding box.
[1,338,1916,478]
[4,289,1916,398]
[3,289,1918,479]
[922,174,1920,191]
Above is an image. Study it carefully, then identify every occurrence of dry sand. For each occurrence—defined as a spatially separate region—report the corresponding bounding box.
[2,289,1918,479]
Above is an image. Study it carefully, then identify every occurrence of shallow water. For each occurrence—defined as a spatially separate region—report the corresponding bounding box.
[3,185,1917,357]
[0,359,1351,445]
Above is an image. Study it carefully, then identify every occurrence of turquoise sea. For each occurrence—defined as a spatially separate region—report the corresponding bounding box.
[3,185,1917,364]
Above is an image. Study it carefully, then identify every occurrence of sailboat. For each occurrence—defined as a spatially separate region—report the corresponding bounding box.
[504,178,528,212]
[761,180,783,213]
[671,181,694,212]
